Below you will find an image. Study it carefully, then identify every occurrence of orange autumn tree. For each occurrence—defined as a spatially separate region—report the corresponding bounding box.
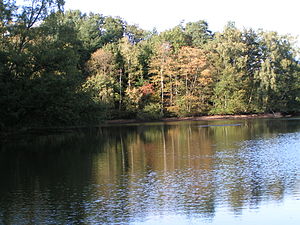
[150,44,213,116]
[172,46,213,116]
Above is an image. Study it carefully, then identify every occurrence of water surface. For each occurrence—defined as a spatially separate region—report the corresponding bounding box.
[1,118,300,224]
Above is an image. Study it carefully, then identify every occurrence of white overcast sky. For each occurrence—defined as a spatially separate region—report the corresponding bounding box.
[65,0,299,37]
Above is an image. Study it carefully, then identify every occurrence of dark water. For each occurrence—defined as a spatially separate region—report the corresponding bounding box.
[1,118,300,225]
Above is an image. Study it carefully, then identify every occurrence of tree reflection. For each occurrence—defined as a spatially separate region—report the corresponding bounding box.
[1,119,300,224]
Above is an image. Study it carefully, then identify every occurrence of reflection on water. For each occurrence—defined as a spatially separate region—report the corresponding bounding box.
[1,118,300,224]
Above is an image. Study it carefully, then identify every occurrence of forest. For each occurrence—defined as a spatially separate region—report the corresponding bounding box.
[1,0,300,131]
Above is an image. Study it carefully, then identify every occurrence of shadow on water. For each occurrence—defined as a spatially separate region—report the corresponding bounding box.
[1,118,300,224]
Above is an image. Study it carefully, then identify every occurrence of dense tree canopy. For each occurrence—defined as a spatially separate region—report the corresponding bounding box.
[1,0,299,130]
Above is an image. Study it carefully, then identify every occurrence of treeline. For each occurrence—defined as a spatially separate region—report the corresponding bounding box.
[1,0,300,130]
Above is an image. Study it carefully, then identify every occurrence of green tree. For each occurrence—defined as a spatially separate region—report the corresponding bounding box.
[185,20,213,48]
[158,24,188,52]
[101,16,125,44]
[0,1,106,129]
[209,23,251,114]
[255,31,300,112]
[125,24,146,44]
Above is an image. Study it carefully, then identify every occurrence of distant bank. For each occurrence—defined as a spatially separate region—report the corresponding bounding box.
[1,113,297,143]
[105,113,294,125]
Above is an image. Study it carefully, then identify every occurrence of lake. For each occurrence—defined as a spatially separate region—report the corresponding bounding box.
[1,118,300,224]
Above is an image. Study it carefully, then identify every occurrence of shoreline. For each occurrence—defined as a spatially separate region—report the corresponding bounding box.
[105,113,290,124]
[0,113,295,143]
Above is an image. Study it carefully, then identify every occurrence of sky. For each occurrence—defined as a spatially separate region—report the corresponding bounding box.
[65,0,300,38]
